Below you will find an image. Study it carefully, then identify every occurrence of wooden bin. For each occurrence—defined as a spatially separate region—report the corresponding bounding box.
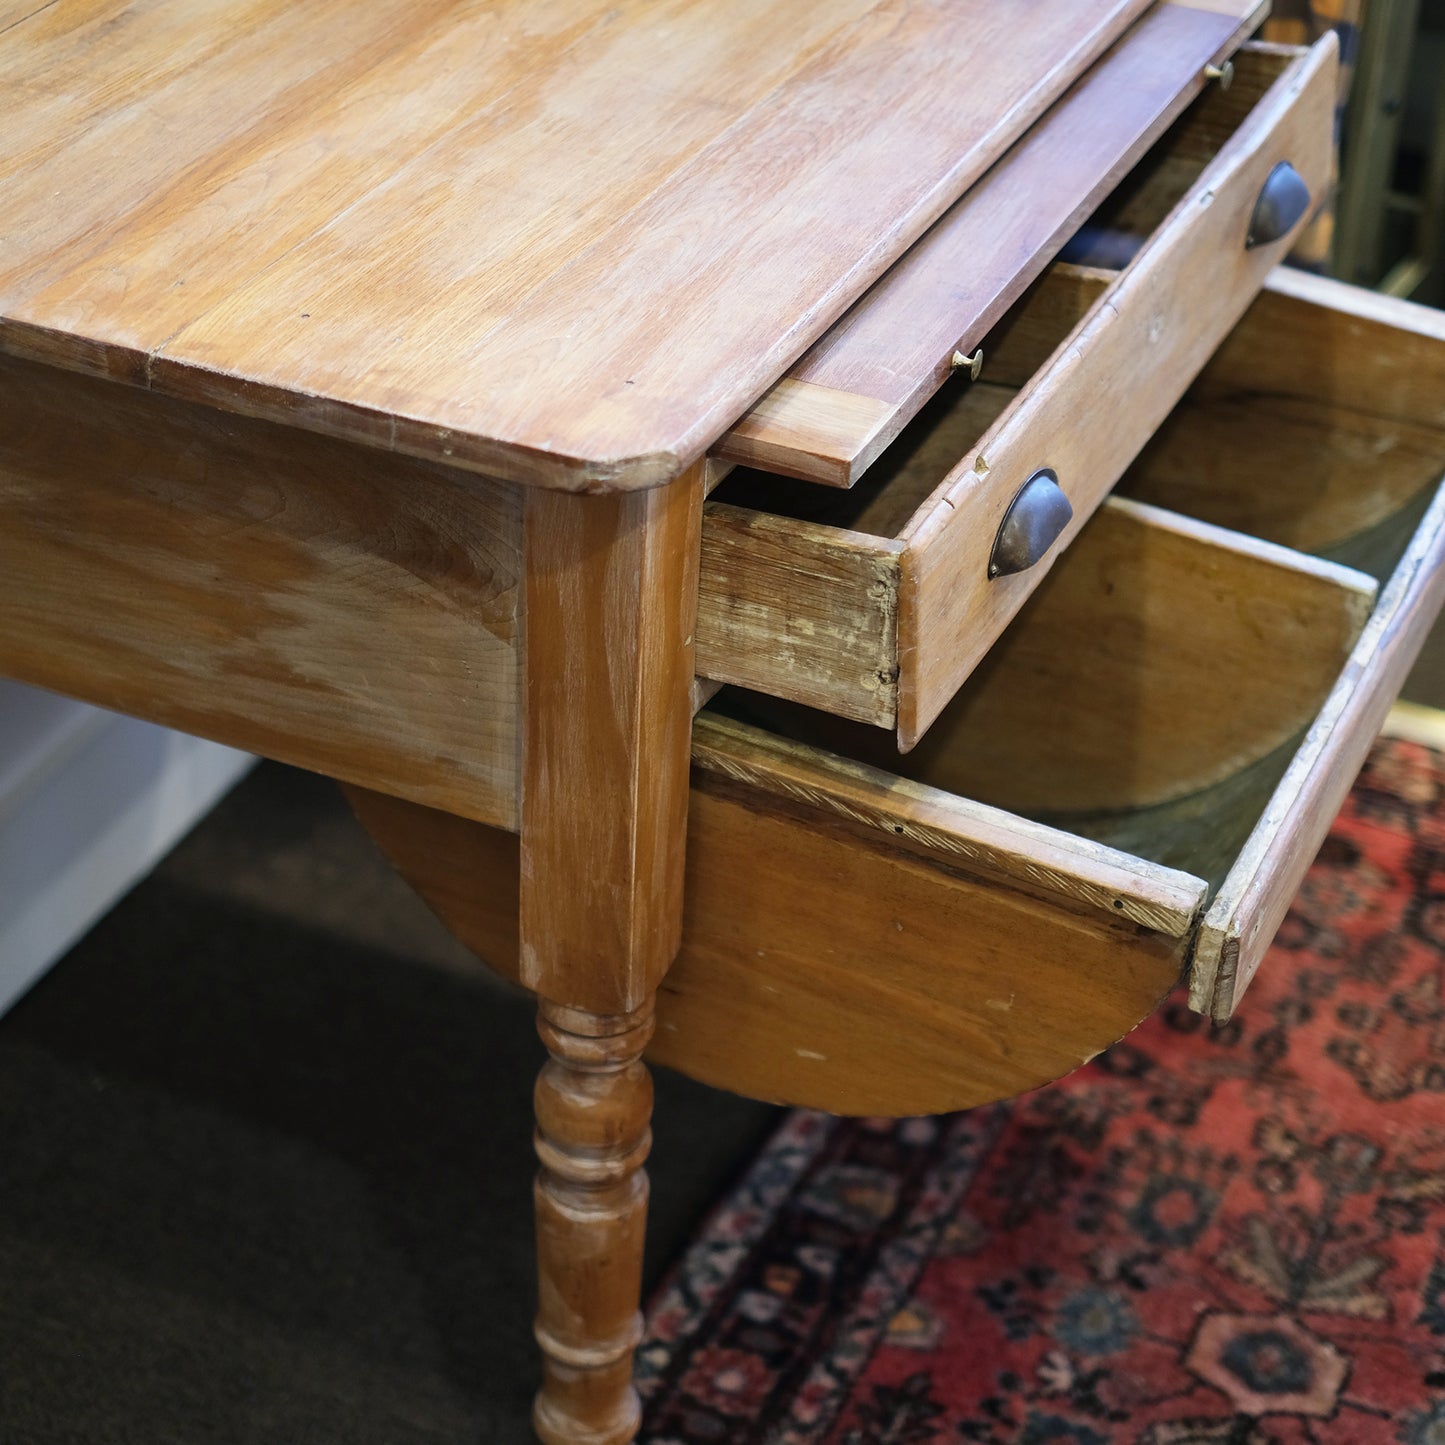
[352,267,1445,1119]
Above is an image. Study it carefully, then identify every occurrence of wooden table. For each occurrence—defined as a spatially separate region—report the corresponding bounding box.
[11,4,1434,1441]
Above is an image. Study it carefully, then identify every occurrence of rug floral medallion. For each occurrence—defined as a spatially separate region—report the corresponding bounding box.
[637,738,1445,1444]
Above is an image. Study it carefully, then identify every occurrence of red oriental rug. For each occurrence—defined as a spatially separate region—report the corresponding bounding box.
[636,734,1445,1445]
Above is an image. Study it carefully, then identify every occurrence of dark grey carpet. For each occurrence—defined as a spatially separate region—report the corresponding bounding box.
[0,762,778,1444]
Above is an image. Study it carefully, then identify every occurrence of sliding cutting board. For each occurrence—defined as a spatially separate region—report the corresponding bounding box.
[0,0,1149,489]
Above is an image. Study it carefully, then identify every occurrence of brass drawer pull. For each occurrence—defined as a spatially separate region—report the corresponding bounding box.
[1246,161,1311,249]
[989,468,1073,578]
[951,346,984,380]
[1204,60,1233,90]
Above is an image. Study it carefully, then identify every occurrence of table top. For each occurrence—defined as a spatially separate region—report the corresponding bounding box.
[0,0,1148,491]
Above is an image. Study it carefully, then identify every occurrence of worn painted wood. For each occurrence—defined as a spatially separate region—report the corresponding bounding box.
[897,38,1337,748]
[1194,478,1445,1019]
[714,0,1269,487]
[0,0,1148,492]
[0,351,521,826]
[1123,269,1445,552]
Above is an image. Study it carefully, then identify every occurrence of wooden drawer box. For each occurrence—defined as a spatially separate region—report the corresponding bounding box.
[353,269,1445,1117]
[695,40,1337,749]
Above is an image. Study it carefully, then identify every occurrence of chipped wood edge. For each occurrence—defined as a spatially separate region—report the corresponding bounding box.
[695,504,904,727]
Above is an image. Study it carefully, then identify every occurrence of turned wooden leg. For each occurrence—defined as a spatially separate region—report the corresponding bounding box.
[532,997,655,1445]
[521,472,701,1441]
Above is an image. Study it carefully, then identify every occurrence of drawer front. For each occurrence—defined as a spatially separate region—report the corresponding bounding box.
[896,36,1337,746]
[696,38,1339,746]
[1193,477,1445,1019]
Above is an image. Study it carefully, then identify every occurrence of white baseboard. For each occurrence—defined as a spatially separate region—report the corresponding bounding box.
[0,681,254,1016]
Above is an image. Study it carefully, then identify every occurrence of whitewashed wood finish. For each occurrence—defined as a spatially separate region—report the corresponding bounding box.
[696,507,903,726]
[0,351,521,828]
[520,469,703,1015]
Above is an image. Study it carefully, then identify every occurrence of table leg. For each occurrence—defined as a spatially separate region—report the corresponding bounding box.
[520,466,703,1442]
[532,999,655,1445]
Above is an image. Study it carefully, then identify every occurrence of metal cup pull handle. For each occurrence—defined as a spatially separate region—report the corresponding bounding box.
[1246,161,1311,249]
[989,469,1073,579]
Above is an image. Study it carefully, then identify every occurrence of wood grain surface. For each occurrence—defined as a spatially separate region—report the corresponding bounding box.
[520,470,703,1016]
[0,0,1148,491]
[896,37,1337,748]
[0,1,55,30]
[532,1001,656,1445]
[1123,269,1445,552]
[0,351,521,827]
[1195,478,1445,1019]
[714,0,1269,488]
[695,505,903,726]
[348,713,1205,1116]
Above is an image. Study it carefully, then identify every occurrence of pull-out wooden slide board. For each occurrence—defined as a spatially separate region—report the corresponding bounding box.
[716,0,1270,488]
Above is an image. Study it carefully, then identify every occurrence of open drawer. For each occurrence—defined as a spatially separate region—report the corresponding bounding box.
[696,39,1337,749]
[350,271,1445,1119]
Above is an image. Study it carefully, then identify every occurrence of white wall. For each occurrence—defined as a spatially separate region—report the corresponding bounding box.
[0,681,253,1015]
